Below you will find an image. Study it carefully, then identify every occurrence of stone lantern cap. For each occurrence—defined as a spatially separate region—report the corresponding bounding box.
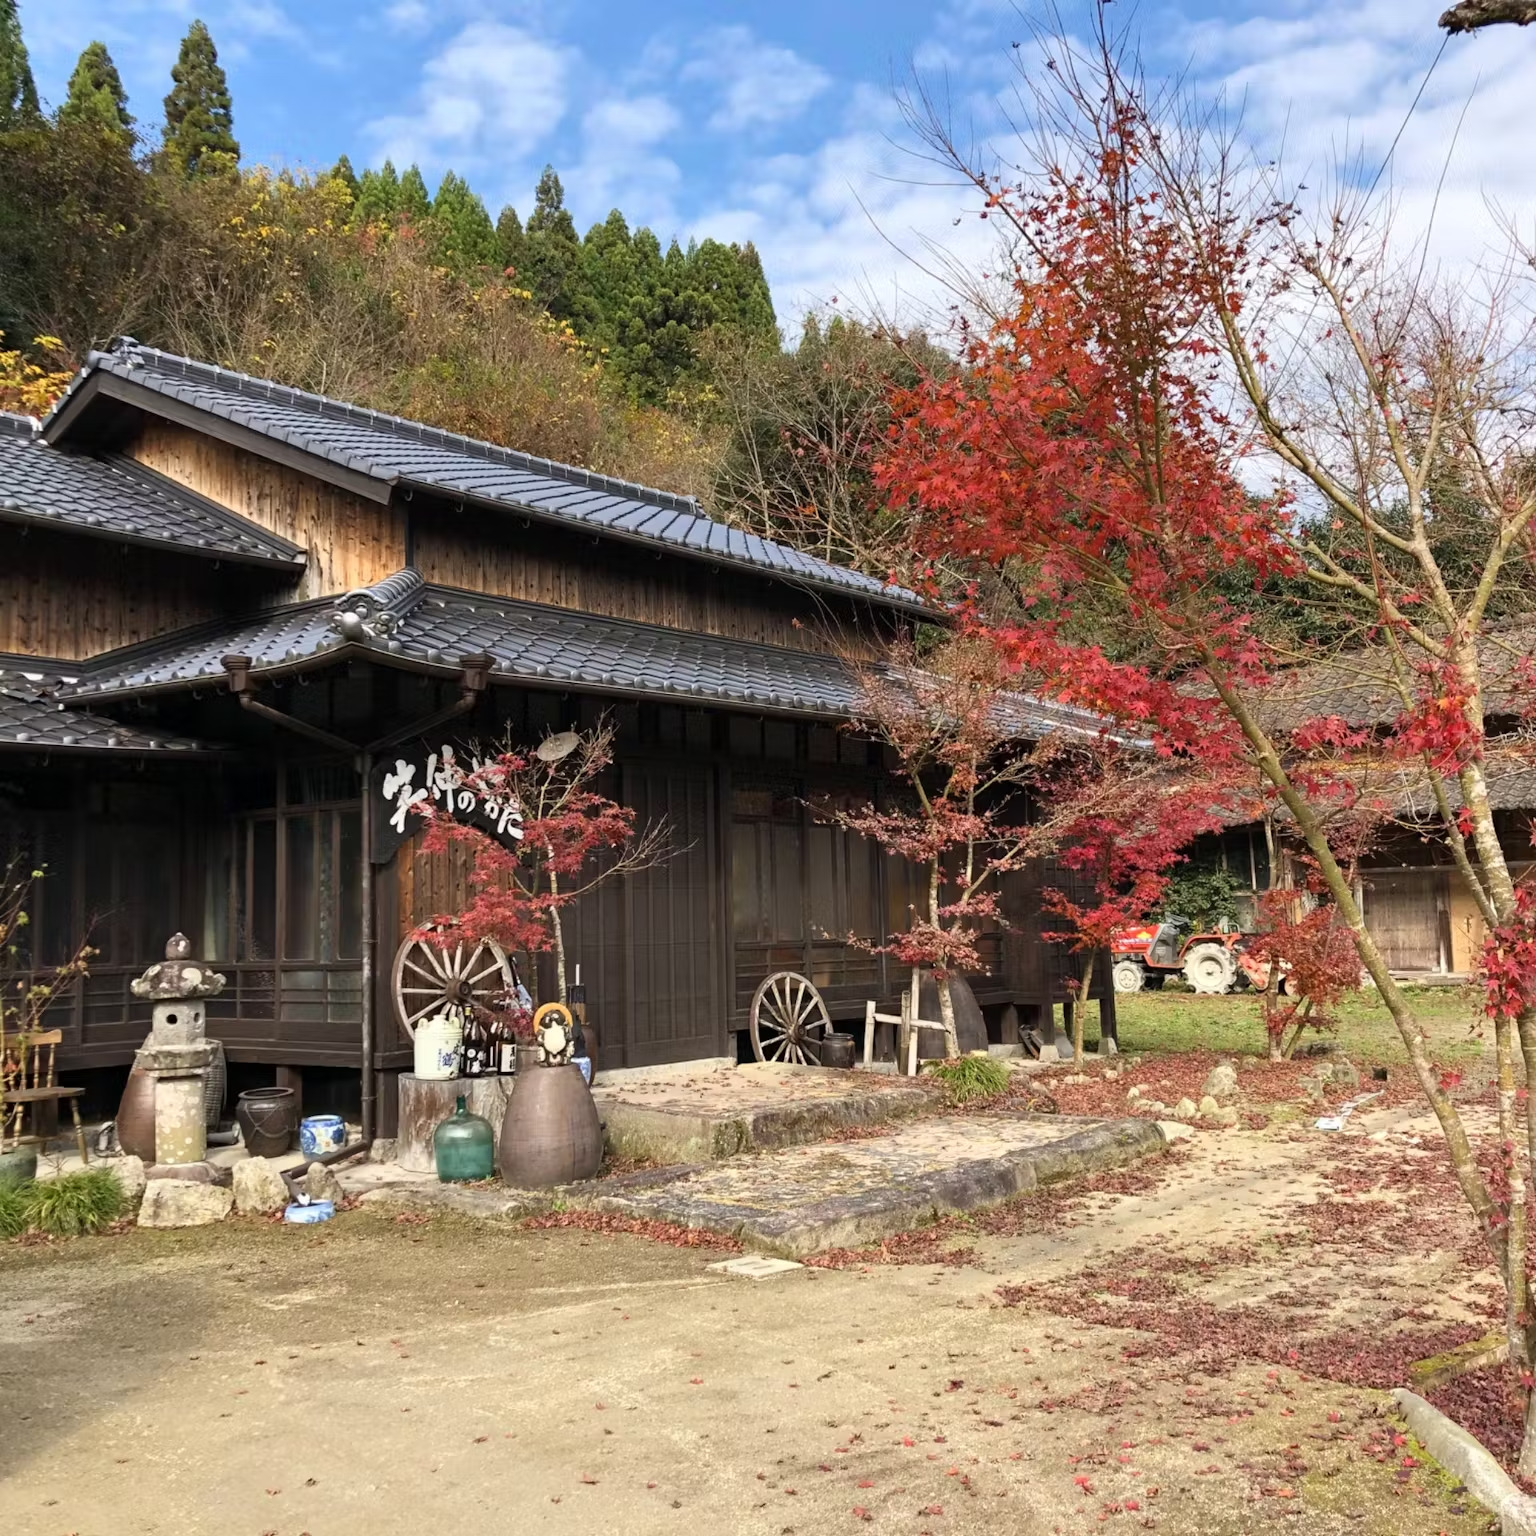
[130,933,227,1001]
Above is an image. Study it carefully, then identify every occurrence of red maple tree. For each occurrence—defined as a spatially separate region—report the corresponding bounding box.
[414,721,670,1003]
[882,7,1536,1464]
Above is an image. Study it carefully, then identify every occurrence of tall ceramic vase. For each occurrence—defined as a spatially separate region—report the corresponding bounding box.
[498,1064,603,1188]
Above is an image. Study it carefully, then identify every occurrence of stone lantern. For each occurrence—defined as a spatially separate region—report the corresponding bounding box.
[130,934,226,1167]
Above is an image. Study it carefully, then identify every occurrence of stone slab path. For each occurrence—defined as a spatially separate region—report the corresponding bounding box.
[588,1112,1169,1255]
[592,1060,937,1164]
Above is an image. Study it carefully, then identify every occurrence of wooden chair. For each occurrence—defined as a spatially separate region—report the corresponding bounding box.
[2,1029,88,1163]
[862,968,953,1076]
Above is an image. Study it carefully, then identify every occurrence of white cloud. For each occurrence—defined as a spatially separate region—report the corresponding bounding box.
[688,0,1536,328]
[367,21,575,170]
[686,84,1008,331]
[570,94,683,231]
[682,25,831,132]
[384,0,430,33]
[1171,0,1536,273]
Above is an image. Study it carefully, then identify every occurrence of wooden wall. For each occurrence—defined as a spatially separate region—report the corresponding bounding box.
[0,525,227,660]
[128,420,406,602]
[122,418,894,656]
[412,505,886,658]
[390,758,726,1069]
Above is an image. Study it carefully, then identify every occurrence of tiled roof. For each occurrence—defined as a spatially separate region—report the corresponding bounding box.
[1360,749,1536,817]
[57,568,1102,739]
[1255,624,1536,732]
[0,411,303,567]
[46,342,926,614]
[0,689,216,755]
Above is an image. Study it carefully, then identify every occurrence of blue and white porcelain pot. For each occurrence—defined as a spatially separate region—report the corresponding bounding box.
[299,1114,346,1157]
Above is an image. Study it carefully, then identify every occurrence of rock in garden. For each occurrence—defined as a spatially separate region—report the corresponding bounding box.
[138,1179,233,1228]
[108,1154,146,1208]
[1330,1059,1362,1090]
[1198,1094,1221,1119]
[1202,1060,1240,1101]
[1126,1083,1143,1100]
[1217,1106,1240,1127]
[368,1138,398,1164]
[147,1160,231,1186]
[233,1157,289,1215]
[304,1162,344,1205]
[1173,1097,1198,1121]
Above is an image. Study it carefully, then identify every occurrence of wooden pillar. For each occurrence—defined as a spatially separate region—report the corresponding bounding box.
[275,1065,303,1123]
[998,1003,1021,1046]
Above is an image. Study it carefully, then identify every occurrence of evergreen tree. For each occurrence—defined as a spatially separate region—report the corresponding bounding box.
[429,171,497,269]
[686,238,777,341]
[522,166,583,319]
[397,164,430,223]
[0,0,40,130]
[162,20,239,177]
[495,204,527,280]
[577,212,693,402]
[327,153,360,201]
[352,160,400,225]
[59,41,133,137]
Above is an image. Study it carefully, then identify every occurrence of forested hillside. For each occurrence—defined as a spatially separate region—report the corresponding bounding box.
[0,8,946,579]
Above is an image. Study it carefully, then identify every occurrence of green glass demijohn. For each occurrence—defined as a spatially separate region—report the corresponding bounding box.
[433,1095,495,1183]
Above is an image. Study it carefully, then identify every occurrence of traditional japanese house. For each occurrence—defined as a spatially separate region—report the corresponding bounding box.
[1189,646,1536,979]
[0,340,1107,1136]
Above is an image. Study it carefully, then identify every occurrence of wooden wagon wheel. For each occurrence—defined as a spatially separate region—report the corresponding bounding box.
[392,924,515,1038]
[748,971,832,1065]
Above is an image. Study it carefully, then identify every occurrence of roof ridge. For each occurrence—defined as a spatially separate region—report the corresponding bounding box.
[106,339,703,515]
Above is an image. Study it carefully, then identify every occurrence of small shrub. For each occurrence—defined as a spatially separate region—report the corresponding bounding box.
[0,1181,29,1238]
[926,1054,1011,1104]
[22,1168,125,1236]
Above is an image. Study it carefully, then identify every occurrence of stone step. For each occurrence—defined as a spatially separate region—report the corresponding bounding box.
[591,1061,939,1165]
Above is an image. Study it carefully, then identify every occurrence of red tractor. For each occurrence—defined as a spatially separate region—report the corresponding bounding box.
[1110,918,1258,995]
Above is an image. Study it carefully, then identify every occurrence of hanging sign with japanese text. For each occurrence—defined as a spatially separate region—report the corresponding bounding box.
[370,742,523,864]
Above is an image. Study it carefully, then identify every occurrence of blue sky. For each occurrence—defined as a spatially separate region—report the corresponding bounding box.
[20,2,1535,323]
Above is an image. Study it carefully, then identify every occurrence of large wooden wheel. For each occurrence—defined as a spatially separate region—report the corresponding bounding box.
[748,971,831,1065]
[392,924,515,1038]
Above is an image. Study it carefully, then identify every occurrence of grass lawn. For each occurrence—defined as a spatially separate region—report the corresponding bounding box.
[1099,981,1487,1064]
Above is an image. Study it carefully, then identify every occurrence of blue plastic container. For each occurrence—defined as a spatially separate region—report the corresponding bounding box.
[299,1114,346,1157]
[283,1200,335,1224]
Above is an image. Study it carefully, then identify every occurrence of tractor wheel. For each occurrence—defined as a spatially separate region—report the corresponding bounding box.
[1184,942,1237,996]
[1112,959,1147,994]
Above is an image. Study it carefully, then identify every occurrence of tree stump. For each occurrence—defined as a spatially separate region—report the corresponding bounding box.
[396,1074,514,1173]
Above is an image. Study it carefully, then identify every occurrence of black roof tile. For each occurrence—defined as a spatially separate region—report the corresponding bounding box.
[0,691,216,755]
[52,343,926,614]
[0,411,304,566]
[55,568,1103,740]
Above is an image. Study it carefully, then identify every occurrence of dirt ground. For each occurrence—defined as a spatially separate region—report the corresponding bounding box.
[0,1096,1503,1536]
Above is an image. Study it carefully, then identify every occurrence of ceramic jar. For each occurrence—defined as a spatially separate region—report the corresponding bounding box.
[299,1114,346,1157]
[498,1063,603,1188]
[236,1086,298,1158]
[413,1012,462,1080]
